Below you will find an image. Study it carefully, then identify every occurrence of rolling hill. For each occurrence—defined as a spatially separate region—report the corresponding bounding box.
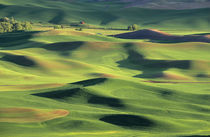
[112,29,210,43]
[0,28,210,137]
[0,0,210,137]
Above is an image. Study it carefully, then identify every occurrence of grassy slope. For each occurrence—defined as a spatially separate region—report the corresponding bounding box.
[0,28,210,137]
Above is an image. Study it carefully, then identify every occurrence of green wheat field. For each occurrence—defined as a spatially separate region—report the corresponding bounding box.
[0,0,210,137]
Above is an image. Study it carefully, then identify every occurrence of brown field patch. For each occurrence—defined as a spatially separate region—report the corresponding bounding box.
[0,83,65,91]
[163,72,191,80]
[0,108,69,123]
[81,42,114,51]
[34,29,92,36]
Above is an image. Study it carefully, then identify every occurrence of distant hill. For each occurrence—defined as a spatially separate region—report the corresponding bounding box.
[76,0,210,9]
[0,0,209,30]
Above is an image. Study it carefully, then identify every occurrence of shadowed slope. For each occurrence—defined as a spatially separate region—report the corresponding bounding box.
[42,41,84,56]
[0,31,42,49]
[33,87,124,108]
[33,88,85,100]
[71,78,107,87]
[117,43,191,79]
[44,41,84,51]
[113,29,210,43]
[100,114,155,129]
[0,54,37,67]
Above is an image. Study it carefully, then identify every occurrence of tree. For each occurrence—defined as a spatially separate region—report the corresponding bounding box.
[13,22,23,31]
[0,17,10,22]
[132,24,140,31]
[10,17,16,24]
[22,21,32,30]
[54,25,61,29]
[128,25,133,31]
[0,22,13,32]
[0,24,4,33]
[128,24,140,31]
[0,17,32,33]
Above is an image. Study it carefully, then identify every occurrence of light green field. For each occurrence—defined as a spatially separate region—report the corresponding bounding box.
[0,27,210,137]
[0,0,210,137]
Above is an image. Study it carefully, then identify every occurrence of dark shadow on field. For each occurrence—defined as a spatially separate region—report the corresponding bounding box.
[0,32,86,67]
[88,95,124,108]
[42,41,84,56]
[196,74,210,78]
[33,88,88,100]
[0,54,37,67]
[0,32,84,55]
[117,43,191,79]
[32,87,124,108]
[0,31,43,50]
[100,114,155,129]
[71,78,175,99]
[71,78,107,87]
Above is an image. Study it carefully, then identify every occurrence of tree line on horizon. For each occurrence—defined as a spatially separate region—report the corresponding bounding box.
[54,22,140,31]
[0,17,140,33]
[0,17,32,33]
